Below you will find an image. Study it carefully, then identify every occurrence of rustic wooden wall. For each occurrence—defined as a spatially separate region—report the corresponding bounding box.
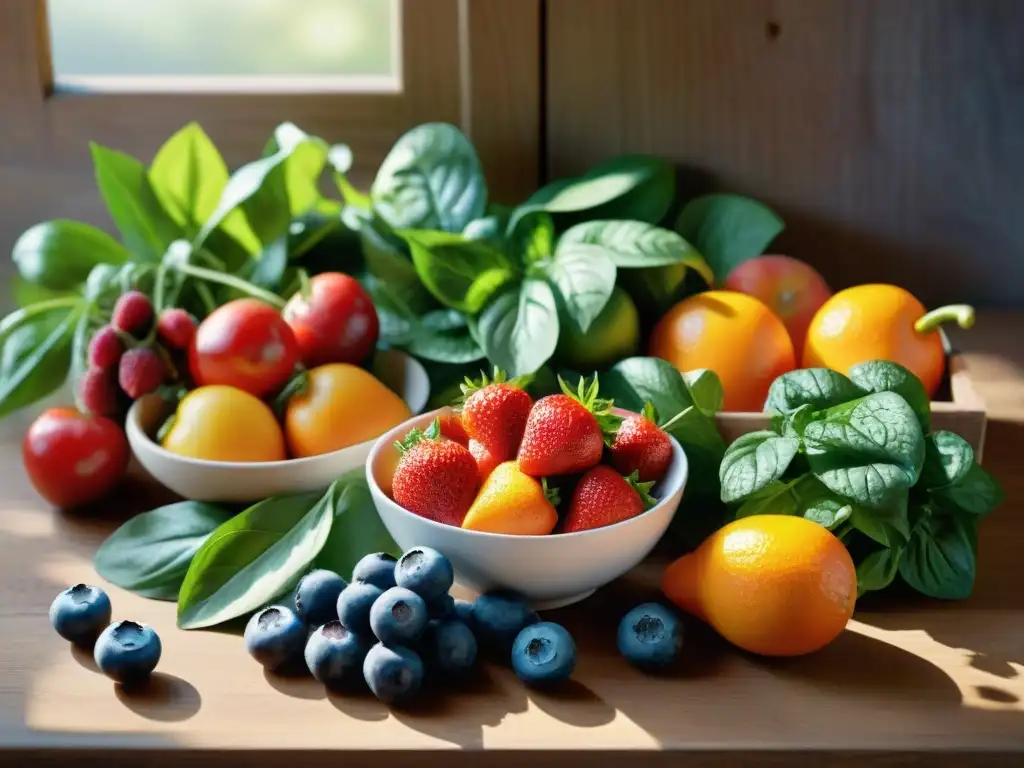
[545,0,1024,307]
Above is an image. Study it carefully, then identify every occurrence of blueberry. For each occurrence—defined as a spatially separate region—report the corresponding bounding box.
[427,593,455,619]
[352,552,398,590]
[420,618,477,676]
[304,620,370,687]
[337,581,384,636]
[294,569,347,627]
[49,584,112,646]
[511,622,576,686]
[363,643,424,705]
[395,547,453,601]
[370,587,428,645]
[472,591,539,652]
[617,603,683,671]
[453,598,476,629]
[244,606,307,672]
[93,620,162,685]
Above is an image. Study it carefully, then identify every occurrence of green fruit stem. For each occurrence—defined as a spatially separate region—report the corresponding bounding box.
[170,262,286,309]
[914,304,975,334]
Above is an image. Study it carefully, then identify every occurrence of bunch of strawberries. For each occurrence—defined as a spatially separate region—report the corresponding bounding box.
[390,371,673,535]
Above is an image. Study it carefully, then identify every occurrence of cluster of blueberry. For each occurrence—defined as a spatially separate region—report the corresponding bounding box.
[49,584,162,685]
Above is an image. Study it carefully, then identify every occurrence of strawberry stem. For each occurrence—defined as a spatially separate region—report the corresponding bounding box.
[394,417,442,453]
[625,470,658,510]
[541,477,561,509]
[558,374,623,444]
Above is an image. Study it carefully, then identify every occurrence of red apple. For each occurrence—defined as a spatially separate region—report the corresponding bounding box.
[723,255,832,355]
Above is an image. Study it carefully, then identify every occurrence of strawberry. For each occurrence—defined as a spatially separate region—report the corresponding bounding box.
[610,402,673,482]
[437,412,469,446]
[462,461,559,535]
[469,438,502,482]
[391,418,480,527]
[563,466,657,533]
[458,368,532,461]
[516,376,621,477]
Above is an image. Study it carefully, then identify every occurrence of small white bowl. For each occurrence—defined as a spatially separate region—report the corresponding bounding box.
[127,350,430,503]
[366,408,687,610]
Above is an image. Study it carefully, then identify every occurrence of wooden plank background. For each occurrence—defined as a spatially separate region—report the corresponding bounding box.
[545,0,1024,307]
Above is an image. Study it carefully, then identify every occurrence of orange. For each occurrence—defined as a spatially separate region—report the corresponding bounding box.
[461,461,558,535]
[803,284,974,398]
[662,515,856,657]
[285,363,412,458]
[649,290,795,411]
[161,385,286,463]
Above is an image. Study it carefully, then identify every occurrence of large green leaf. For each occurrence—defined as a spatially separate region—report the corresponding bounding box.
[719,430,800,504]
[401,230,515,313]
[545,243,617,333]
[932,463,1005,517]
[13,220,130,292]
[849,360,931,433]
[674,194,783,282]
[0,304,81,418]
[764,368,863,415]
[857,547,902,596]
[475,281,559,377]
[405,310,485,364]
[315,476,401,574]
[267,122,336,217]
[506,210,555,266]
[899,511,976,600]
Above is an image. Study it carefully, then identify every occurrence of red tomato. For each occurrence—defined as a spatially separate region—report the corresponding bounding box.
[283,273,379,367]
[23,408,130,508]
[189,299,299,398]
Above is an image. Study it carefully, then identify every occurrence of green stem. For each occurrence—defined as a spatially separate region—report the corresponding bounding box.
[298,268,312,302]
[194,248,226,271]
[153,263,169,314]
[0,296,82,335]
[658,405,695,433]
[169,262,286,309]
[195,282,218,315]
[914,304,975,334]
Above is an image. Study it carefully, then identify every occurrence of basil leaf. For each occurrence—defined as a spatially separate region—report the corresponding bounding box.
[406,309,485,364]
[347,209,435,314]
[95,502,234,601]
[765,368,863,415]
[558,220,713,281]
[463,215,506,250]
[932,463,1005,517]
[402,230,515,313]
[267,123,335,217]
[476,281,559,377]
[719,430,800,504]
[733,475,853,531]
[898,511,976,600]
[90,143,184,261]
[674,194,783,282]
[240,236,289,292]
[682,369,724,416]
[857,547,901,596]
[803,392,926,509]
[546,243,617,333]
[372,123,486,233]
[849,493,910,546]
[920,431,974,490]
[13,220,130,291]
[507,210,555,266]
[177,486,337,629]
[0,305,80,418]
[849,360,931,433]
[315,475,400,574]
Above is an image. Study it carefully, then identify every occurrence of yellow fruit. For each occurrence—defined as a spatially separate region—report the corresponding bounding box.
[161,385,286,463]
[662,515,856,657]
[462,461,558,535]
[285,363,411,458]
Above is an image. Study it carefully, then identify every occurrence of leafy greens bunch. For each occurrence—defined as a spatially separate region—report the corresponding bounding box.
[718,361,1005,600]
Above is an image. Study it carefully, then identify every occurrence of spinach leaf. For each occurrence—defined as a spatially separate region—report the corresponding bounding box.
[315,475,400,574]
[13,220,130,292]
[177,486,337,629]
[557,220,713,281]
[0,305,80,418]
[506,210,555,266]
[920,431,974,490]
[849,360,931,433]
[932,463,1005,517]
[765,368,863,415]
[734,475,853,531]
[674,194,783,282]
[402,230,515,313]
[735,479,800,519]
[475,281,559,377]
[406,310,485,364]
[95,502,234,601]
[372,123,487,233]
[719,430,800,504]
[346,208,435,314]
[682,369,724,416]
[849,492,910,546]
[91,143,185,261]
[857,547,902,596]
[898,510,977,600]
[545,243,617,333]
[803,392,925,509]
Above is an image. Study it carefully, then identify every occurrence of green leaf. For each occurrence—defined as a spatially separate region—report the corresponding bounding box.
[733,475,854,531]
[177,486,337,629]
[857,547,901,596]
[329,144,370,209]
[371,123,487,232]
[849,493,910,546]
[402,230,515,313]
[314,475,400,573]
[920,431,974,490]
[13,278,75,310]
[95,502,234,601]
[475,281,559,377]
[13,220,130,292]
[149,121,262,256]
[849,360,931,433]
[719,430,800,504]
[545,244,616,333]
[735,479,801,518]
[406,310,485,364]
[0,305,80,418]
[932,463,1005,517]
[765,368,863,415]
[682,369,724,416]
[90,143,184,260]
[899,511,976,600]
[463,215,507,250]
[674,194,783,282]
[507,210,555,266]
[803,392,926,509]
[68,310,98,412]
[346,208,435,314]
[557,220,713,282]
[269,123,333,217]
[240,236,289,292]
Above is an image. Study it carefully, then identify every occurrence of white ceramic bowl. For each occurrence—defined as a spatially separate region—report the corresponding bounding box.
[127,350,430,503]
[366,407,688,609]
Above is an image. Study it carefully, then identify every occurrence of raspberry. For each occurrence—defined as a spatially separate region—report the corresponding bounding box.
[156,308,197,350]
[118,347,166,399]
[87,325,124,370]
[111,291,154,337]
[79,368,121,417]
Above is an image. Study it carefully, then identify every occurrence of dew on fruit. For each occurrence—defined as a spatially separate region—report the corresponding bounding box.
[633,615,666,644]
[111,621,145,649]
[526,637,555,665]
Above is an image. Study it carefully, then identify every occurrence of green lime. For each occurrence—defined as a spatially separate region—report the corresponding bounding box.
[555,286,641,370]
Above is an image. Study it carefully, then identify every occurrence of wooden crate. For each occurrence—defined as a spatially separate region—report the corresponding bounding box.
[716,352,988,462]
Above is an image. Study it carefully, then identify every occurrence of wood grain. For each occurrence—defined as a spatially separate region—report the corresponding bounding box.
[0,315,1023,763]
[545,0,1024,307]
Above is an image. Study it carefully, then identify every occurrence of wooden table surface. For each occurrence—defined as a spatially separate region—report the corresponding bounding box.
[2,313,1023,767]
